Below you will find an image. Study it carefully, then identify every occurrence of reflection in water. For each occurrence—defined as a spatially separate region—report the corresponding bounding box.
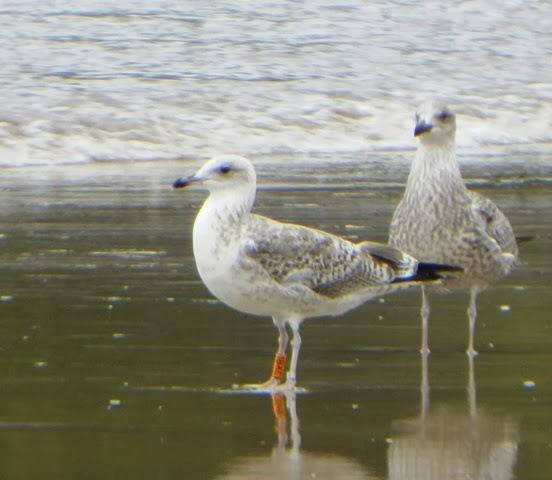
[388,356,519,480]
[217,392,375,480]
[218,356,519,480]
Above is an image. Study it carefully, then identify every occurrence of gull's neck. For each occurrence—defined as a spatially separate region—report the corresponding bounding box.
[404,139,467,200]
[195,184,256,234]
[192,183,256,283]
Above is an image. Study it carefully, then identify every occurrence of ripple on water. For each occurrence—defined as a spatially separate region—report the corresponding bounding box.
[89,249,167,259]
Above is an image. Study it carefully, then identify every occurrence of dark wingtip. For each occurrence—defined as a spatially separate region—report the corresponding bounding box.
[419,262,463,273]
[417,262,464,275]
[393,262,464,283]
[516,235,535,244]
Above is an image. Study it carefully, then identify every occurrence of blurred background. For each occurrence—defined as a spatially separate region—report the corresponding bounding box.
[1,0,551,168]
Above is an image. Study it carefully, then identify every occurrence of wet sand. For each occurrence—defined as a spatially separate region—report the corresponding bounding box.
[0,158,551,479]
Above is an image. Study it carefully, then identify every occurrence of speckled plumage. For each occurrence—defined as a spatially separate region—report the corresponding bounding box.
[388,102,519,355]
[243,215,412,300]
[389,149,517,286]
[174,155,453,390]
[193,193,417,321]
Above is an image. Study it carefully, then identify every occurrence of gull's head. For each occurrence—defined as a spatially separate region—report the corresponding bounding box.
[172,155,257,194]
[414,102,456,146]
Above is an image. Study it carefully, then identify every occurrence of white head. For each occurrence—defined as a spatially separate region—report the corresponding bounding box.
[173,155,257,195]
[414,101,456,146]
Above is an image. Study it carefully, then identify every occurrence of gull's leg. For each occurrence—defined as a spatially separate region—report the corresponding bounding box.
[279,318,302,391]
[466,287,479,357]
[467,352,477,417]
[420,348,430,422]
[240,316,288,390]
[420,286,431,355]
[270,317,289,383]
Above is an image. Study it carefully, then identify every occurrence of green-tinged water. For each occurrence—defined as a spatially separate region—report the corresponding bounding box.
[0,161,551,479]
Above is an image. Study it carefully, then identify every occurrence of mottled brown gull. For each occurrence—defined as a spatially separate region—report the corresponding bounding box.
[389,102,519,357]
[173,155,460,391]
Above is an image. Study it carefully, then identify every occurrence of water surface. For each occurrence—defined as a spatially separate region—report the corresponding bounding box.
[1,160,551,479]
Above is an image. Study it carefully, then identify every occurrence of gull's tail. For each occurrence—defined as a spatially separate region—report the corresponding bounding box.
[393,262,463,283]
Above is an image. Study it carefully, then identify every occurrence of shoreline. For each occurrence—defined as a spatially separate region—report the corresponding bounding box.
[2,150,552,190]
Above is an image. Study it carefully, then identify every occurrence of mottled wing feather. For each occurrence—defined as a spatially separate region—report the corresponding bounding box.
[357,241,417,277]
[242,215,396,298]
[469,191,517,255]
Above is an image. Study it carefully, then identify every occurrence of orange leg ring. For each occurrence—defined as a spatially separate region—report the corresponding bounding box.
[271,354,287,382]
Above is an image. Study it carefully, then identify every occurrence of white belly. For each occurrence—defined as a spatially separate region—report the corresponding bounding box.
[192,210,273,316]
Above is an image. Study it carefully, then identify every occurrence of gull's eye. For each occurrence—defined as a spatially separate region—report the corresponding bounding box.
[437,111,451,122]
[219,165,231,174]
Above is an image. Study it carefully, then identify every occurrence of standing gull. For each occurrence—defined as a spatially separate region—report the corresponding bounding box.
[174,155,460,391]
[389,102,519,356]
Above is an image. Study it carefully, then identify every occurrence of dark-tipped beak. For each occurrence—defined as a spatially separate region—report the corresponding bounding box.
[414,120,433,137]
[172,176,201,189]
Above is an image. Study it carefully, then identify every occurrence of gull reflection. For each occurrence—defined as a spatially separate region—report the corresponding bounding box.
[388,356,519,480]
[216,391,375,480]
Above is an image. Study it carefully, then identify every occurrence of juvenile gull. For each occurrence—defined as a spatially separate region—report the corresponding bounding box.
[174,155,460,391]
[389,102,519,356]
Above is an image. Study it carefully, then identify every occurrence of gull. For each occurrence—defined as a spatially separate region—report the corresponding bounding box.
[173,155,461,391]
[389,102,519,357]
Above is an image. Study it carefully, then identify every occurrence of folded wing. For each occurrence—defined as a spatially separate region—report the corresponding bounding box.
[469,191,518,256]
[242,216,418,299]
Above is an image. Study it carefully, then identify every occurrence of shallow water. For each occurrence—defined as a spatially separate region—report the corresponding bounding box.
[1,159,551,479]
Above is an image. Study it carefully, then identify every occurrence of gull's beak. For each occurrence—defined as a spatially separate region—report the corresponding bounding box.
[414,120,433,137]
[172,175,203,189]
